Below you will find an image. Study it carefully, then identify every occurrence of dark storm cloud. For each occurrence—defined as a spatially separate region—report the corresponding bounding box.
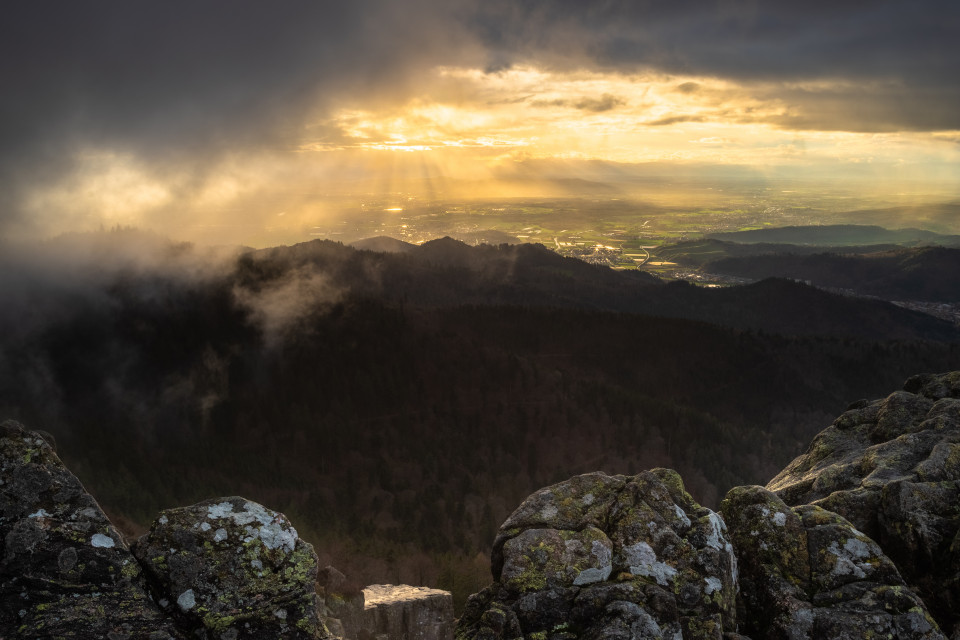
[462,0,960,129]
[0,1,473,235]
[1,0,957,237]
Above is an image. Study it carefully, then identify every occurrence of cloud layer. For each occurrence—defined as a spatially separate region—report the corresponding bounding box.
[2,1,957,242]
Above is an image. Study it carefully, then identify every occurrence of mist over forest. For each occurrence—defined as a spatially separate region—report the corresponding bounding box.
[2,228,958,607]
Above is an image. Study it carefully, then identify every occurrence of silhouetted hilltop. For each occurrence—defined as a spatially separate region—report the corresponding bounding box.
[232,237,959,339]
[708,224,960,247]
[705,245,960,303]
[350,236,417,253]
[656,238,904,267]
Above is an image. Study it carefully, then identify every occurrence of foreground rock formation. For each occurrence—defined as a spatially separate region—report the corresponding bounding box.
[132,496,327,639]
[457,372,960,640]
[0,419,450,640]
[722,486,940,639]
[363,584,455,640]
[457,469,741,640]
[4,371,960,639]
[767,371,960,632]
[0,421,183,639]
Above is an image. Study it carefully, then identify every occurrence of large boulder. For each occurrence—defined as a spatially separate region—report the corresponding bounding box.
[722,485,944,639]
[132,496,331,639]
[766,371,960,633]
[456,469,742,640]
[0,420,182,639]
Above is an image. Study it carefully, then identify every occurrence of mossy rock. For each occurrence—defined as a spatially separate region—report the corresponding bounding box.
[722,485,945,639]
[766,371,960,632]
[132,496,330,639]
[458,470,738,640]
[0,421,183,639]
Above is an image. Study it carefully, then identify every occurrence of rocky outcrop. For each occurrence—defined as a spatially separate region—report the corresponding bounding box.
[6,370,960,640]
[1,419,448,640]
[364,585,454,640]
[132,496,330,639]
[456,469,742,640]
[0,420,183,639]
[318,575,454,640]
[767,371,960,633]
[722,485,942,639]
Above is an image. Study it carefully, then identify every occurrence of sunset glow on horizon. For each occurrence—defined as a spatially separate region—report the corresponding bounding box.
[2,2,958,246]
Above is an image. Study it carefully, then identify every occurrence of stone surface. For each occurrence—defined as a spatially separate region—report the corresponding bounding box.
[132,495,330,639]
[767,371,960,632]
[722,485,944,639]
[364,584,455,640]
[457,469,739,640]
[319,565,368,640]
[0,419,182,639]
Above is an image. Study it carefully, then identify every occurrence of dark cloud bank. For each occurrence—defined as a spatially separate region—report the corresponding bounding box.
[1,0,957,237]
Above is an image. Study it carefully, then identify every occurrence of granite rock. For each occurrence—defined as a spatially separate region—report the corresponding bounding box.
[0,419,182,639]
[457,469,739,640]
[132,496,330,639]
[767,371,960,632]
[722,485,943,639]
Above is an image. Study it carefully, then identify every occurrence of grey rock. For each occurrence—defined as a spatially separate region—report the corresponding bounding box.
[721,485,944,640]
[457,469,738,640]
[363,584,454,640]
[0,420,183,639]
[132,496,330,639]
[767,371,960,632]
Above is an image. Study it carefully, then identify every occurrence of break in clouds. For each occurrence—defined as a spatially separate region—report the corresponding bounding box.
[1,0,958,239]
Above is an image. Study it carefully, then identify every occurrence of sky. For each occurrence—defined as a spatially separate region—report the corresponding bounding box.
[2,1,959,246]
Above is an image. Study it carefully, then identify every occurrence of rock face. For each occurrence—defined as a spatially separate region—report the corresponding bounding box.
[364,584,454,640]
[456,469,741,640]
[0,420,182,639]
[722,485,943,639]
[132,496,331,639]
[767,371,960,633]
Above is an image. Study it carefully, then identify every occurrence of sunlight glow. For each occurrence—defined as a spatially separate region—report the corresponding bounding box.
[299,65,960,176]
[30,64,959,246]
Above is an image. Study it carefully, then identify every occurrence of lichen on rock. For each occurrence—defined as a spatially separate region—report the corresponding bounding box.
[0,420,182,639]
[767,371,960,632]
[132,495,330,639]
[457,469,739,640]
[721,485,944,639]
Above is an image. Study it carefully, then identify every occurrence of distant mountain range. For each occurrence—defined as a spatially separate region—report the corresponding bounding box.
[660,225,960,304]
[255,236,958,340]
[707,224,960,247]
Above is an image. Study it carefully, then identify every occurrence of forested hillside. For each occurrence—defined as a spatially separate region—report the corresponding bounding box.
[2,230,959,607]
[705,246,960,302]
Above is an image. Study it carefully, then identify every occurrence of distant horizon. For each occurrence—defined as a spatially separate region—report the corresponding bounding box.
[3,3,958,247]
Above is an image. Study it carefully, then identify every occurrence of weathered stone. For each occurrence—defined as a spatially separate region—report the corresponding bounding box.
[319,564,369,639]
[363,584,455,640]
[457,469,738,640]
[766,371,960,632]
[0,420,182,639]
[132,496,330,639]
[721,485,944,640]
